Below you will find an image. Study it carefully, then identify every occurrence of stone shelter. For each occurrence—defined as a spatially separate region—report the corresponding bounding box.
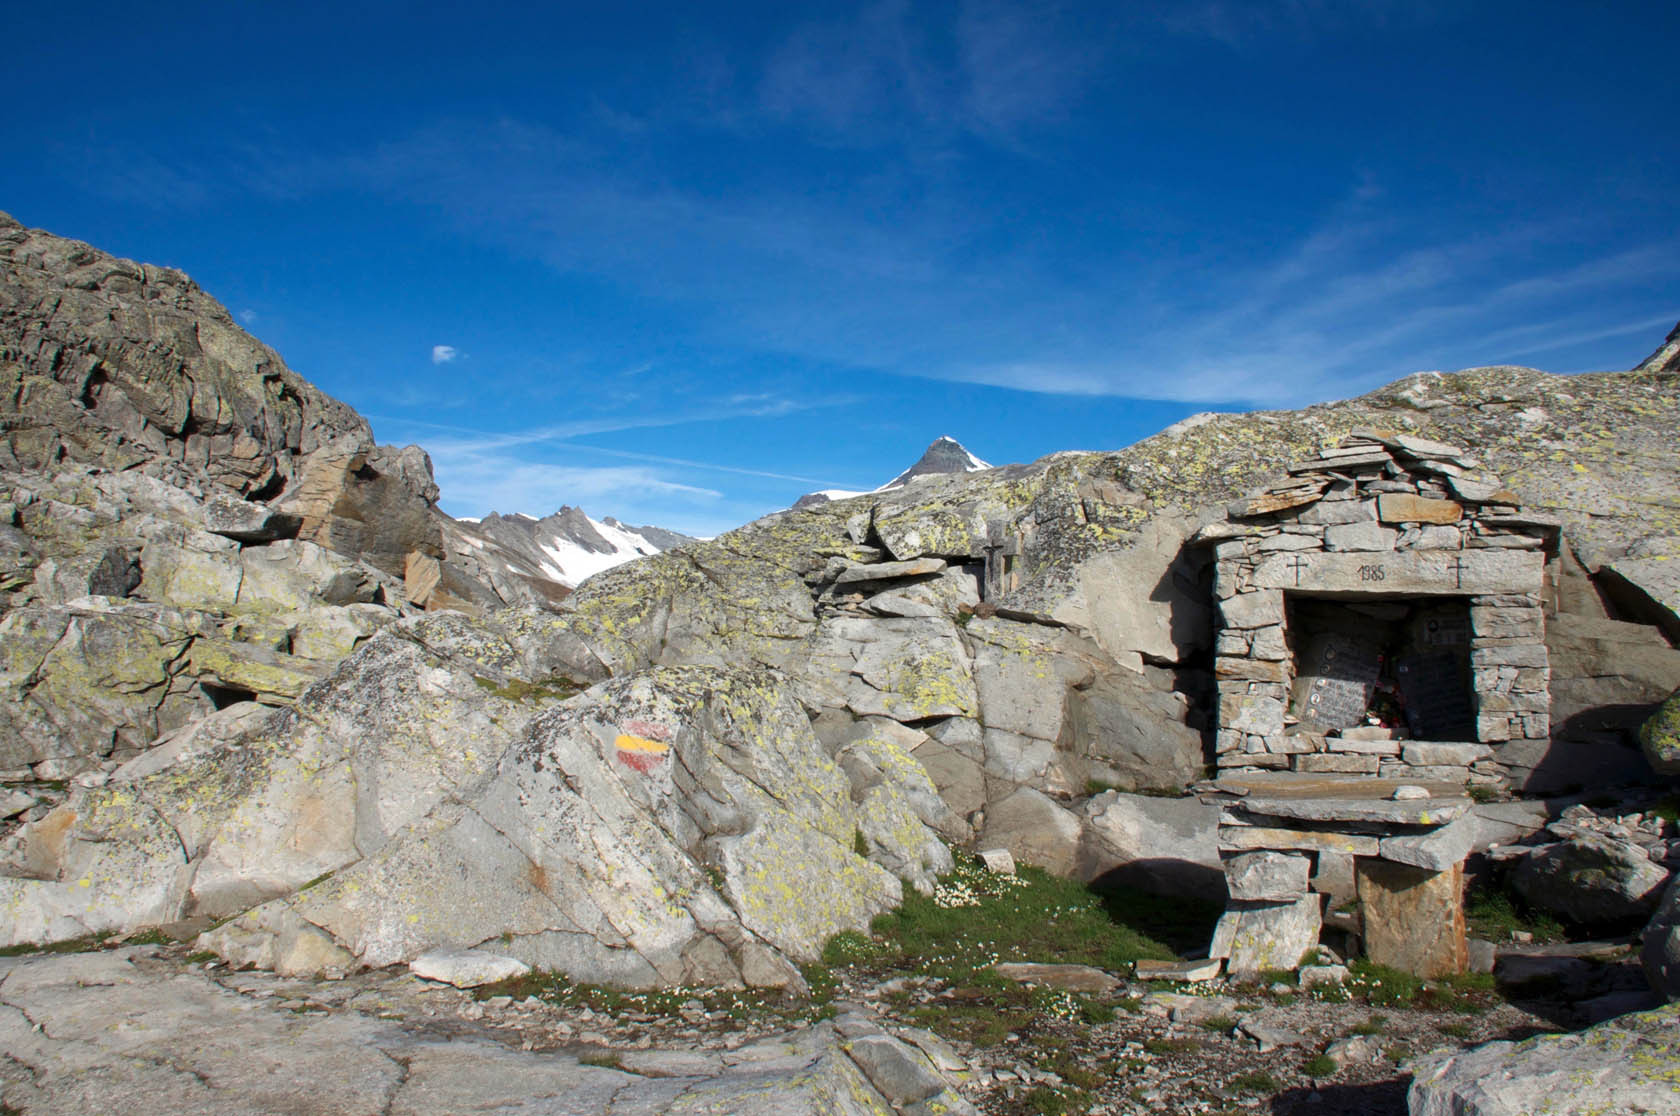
[1189,432,1561,977]
[1192,431,1559,789]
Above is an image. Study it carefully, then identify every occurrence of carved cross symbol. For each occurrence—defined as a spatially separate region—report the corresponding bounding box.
[1285,554,1308,587]
[1448,555,1468,590]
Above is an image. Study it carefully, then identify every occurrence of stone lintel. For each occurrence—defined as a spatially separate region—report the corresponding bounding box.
[1250,549,1542,596]
[1230,796,1469,827]
[1218,826,1379,856]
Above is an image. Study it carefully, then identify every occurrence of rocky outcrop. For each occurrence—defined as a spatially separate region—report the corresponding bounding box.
[0,213,582,788]
[0,211,366,495]
[0,612,950,990]
[0,467,402,780]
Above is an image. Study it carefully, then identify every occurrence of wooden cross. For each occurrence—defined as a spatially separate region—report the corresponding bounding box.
[1285,554,1309,587]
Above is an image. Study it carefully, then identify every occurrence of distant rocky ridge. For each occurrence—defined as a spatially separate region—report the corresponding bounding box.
[453,506,698,591]
[3,211,1680,1079]
[793,434,991,509]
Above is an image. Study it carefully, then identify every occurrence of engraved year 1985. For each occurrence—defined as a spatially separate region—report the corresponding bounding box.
[1358,564,1386,582]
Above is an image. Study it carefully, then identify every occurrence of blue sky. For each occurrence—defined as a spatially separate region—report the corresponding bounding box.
[5,1,1676,536]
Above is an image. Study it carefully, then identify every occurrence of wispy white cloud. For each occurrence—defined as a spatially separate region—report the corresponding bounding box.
[431,344,458,364]
[238,309,258,324]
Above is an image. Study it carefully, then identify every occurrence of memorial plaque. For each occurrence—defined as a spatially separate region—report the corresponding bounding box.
[1395,651,1475,740]
[1293,631,1382,731]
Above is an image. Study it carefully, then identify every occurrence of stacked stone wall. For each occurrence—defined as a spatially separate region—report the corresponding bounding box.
[1196,433,1557,788]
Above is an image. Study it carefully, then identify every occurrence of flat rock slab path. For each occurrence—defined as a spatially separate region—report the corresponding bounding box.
[0,943,1584,1115]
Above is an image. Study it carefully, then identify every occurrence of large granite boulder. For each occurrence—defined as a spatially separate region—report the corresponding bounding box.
[1512,833,1672,926]
[1408,1001,1680,1115]
[1078,790,1225,901]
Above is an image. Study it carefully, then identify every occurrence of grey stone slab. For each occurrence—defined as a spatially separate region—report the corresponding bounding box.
[1470,643,1549,668]
[1379,816,1476,871]
[1299,500,1377,526]
[1294,753,1381,774]
[1402,742,1494,766]
[1250,549,1543,595]
[832,557,947,585]
[1210,895,1323,974]
[1256,532,1322,552]
[1219,693,1286,736]
[1232,795,1468,826]
[1133,957,1222,982]
[1224,850,1311,901]
[1323,522,1399,551]
[991,962,1121,995]
[1218,826,1380,856]
[1327,737,1402,755]
[1219,590,1284,629]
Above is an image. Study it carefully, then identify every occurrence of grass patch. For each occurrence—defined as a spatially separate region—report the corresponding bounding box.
[1022,1085,1094,1114]
[1650,797,1679,824]
[580,1052,624,1069]
[185,950,219,965]
[1199,1013,1239,1032]
[1347,961,1422,1007]
[0,932,116,958]
[123,928,173,946]
[1302,1053,1337,1078]
[1231,1071,1279,1094]
[1466,888,1564,944]
[862,859,1178,981]
[472,969,828,1027]
[1351,1014,1387,1036]
[1144,1036,1200,1055]
[1438,1021,1474,1038]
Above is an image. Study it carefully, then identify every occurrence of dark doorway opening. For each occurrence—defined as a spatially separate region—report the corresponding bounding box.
[1286,595,1476,741]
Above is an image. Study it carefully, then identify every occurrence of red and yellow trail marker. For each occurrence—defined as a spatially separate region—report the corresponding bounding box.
[614,730,671,774]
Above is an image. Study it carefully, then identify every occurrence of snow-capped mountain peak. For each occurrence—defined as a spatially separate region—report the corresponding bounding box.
[793,436,992,509]
[447,505,697,591]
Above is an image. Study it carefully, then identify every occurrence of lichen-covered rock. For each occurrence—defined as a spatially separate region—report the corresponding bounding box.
[0,600,216,769]
[1408,1001,1680,1115]
[265,665,918,985]
[1,618,945,988]
[1640,686,1680,777]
